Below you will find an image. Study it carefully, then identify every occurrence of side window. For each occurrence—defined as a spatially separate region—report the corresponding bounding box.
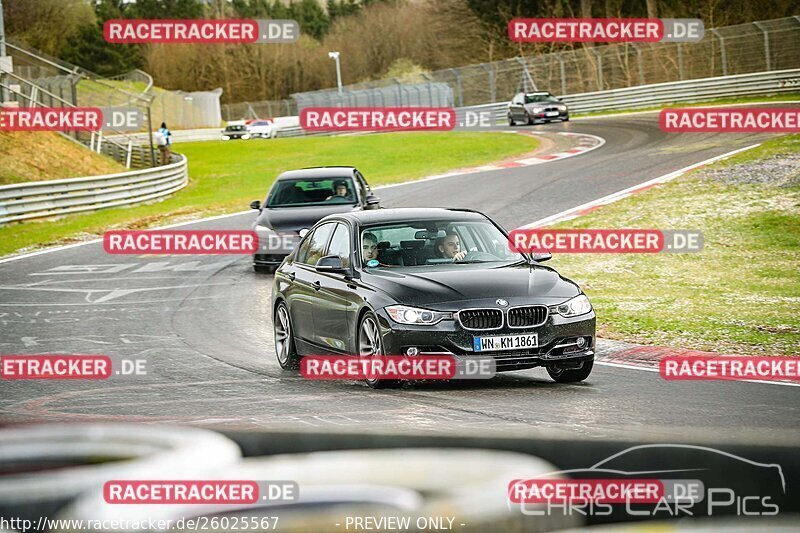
[295,231,313,264]
[355,172,368,200]
[299,223,335,266]
[326,223,352,268]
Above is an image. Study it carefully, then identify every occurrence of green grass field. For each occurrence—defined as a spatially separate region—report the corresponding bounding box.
[546,134,800,356]
[0,132,539,257]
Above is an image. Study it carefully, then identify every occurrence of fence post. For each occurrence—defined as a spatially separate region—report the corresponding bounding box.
[89,131,95,151]
[591,48,604,90]
[752,22,771,71]
[480,64,495,103]
[126,141,133,169]
[96,131,103,153]
[711,29,728,76]
[557,54,567,96]
[633,44,645,86]
[677,44,685,80]
[449,68,463,107]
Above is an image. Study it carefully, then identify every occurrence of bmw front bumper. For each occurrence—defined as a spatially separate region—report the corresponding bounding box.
[374,308,595,372]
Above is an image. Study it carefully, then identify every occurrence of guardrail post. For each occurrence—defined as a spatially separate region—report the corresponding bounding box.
[89,131,95,151]
[125,141,133,168]
[449,69,463,108]
[753,22,771,71]
[711,29,728,76]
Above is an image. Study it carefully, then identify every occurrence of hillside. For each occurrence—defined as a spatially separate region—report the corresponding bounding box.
[0,131,126,185]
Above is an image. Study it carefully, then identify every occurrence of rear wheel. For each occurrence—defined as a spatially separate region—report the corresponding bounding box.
[358,312,401,389]
[547,360,593,383]
[274,302,300,369]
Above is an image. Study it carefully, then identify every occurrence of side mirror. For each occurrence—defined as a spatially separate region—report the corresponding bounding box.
[249,200,261,210]
[315,255,347,273]
[531,251,552,263]
[365,194,380,208]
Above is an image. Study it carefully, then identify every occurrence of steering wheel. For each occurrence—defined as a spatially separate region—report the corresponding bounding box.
[456,250,499,262]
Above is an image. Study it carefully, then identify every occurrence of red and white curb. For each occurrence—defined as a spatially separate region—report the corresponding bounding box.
[520,143,760,229]
[375,131,605,190]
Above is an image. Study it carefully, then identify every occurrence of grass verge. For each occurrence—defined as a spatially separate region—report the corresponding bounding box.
[547,134,800,356]
[0,132,538,257]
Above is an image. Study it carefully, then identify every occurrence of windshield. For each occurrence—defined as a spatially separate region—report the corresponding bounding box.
[360,219,523,267]
[267,177,357,207]
[524,93,559,104]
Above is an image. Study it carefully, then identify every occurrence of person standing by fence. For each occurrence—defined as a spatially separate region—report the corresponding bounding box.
[156,122,172,165]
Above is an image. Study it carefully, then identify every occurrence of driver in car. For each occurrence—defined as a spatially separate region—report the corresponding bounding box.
[326,180,352,201]
[437,231,467,262]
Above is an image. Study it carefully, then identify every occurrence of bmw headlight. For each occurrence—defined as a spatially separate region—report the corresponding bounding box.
[558,105,567,111]
[532,106,544,113]
[552,295,592,317]
[386,305,450,325]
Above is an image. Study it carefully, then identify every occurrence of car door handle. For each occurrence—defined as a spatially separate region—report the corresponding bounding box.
[286,272,295,281]
[312,281,321,291]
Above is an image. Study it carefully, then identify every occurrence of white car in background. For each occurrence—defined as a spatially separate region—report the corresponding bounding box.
[247,119,277,139]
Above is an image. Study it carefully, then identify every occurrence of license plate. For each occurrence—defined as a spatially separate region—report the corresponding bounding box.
[546,111,559,117]
[474,334,538,352]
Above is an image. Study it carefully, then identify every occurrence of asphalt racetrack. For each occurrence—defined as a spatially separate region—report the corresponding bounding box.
[1,111,797,445]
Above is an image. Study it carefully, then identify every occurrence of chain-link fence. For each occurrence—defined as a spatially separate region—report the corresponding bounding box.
[228,16,800,115]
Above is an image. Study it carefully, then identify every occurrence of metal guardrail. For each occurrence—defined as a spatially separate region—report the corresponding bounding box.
[0,154,189,225]
[456,68,800,122]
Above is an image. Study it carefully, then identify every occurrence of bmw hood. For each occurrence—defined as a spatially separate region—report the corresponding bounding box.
[364,264,581,308]
[256,204,358,233]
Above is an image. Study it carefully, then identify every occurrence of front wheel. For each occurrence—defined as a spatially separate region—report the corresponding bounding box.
[358,312,401,389]
[547,361,593,383]
[526,113,534,126]
[274,302,300,369]
[507,114,516,126]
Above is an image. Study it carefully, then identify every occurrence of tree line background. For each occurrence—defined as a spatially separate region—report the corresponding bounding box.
[5,0,799,103]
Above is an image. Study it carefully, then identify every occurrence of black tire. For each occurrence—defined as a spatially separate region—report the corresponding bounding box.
[254,264,276,274]
[274,301,300,370]
[507,114,516,126]
[547,360,593,383]
[563,116,570,122]
[358,312,401,389]
[526,113,534,126]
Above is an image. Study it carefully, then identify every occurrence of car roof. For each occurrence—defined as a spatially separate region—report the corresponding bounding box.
[336,208,488,226]
[276,167,356,181]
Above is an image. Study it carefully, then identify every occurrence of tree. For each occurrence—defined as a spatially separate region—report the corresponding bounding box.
[4,0,95,56]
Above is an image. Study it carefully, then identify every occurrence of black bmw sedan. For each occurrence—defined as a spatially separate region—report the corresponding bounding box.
[249,166,381,272]
[271,208,595,388]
